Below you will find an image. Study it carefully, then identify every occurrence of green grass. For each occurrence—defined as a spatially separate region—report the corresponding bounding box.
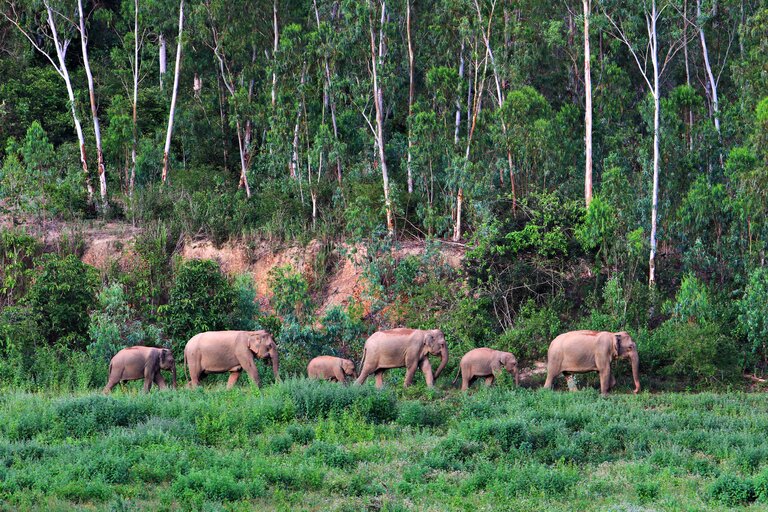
[2,379,768,510]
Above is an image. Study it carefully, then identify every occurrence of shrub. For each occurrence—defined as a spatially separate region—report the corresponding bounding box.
[231,273,260,330]
[737,268,768,373]
[280,378,397,423]
[396,401,448,428]
[172,470,247,501]
[306,441,355,469]
[161,259,235,351]
[497,299,562,365]
[286,423,315,445]
[707,474,755,506]
[25,254,98,348]
[268,264,313,323]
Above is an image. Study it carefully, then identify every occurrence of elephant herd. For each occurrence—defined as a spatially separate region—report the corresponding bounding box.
[104,328,641,396]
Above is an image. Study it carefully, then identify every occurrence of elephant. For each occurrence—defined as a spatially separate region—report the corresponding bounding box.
[103,346,177,393]
[543,330,640,395]
[184,330,279,389]
[453,347,519,391]
[355,328,448,388]
[307,356,358,384]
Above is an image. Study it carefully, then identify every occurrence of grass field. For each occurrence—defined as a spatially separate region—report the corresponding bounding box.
[2,378,768,511]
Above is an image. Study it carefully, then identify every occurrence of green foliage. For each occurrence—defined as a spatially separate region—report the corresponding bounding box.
[161,259,235,350]
[88,283,163,363]
[575,196,616,265]
[737,268,768,373]
[25,254,98,349]
[0,229,41,308]
[707,474,755,506]
[231,273,260,331]
[268,264,313,323]
[497,299,561,365]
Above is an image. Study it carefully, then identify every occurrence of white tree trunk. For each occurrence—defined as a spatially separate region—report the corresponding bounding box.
[290,67,306,180]
[406,0,414,194]
[649,0,660,287]
[77,0,107,206]
[272,0,279,108]
[42,4,95,203]
[235,120,251,197]
[697,0,721,136]
[130,0,139,198]
[369,1,394,235]
[583,0,593,207]
[162,0,184,184]
[159,34,166,89]
[454,40,464,145]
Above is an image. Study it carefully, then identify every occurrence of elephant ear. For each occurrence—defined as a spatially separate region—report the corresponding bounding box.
[612,334,621,358]
[160,348,170,365]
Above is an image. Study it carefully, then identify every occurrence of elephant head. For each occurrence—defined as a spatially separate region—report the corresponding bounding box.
[614,331,640,394]
[341,359,357,380]
[493,352,519,386]
[423,329,448,380]
[248,330,281,382]
[159,348,177,389]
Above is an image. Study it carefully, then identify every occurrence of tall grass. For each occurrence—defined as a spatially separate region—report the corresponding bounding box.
[1,382,768,510]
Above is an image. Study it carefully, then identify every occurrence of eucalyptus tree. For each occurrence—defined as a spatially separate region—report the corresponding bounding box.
[2,0,95,203]
[161,0,183,184]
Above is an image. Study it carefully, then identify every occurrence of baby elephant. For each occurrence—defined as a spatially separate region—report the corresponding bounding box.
[454,348,519,391]
[104,346,177,393]
[307,356,357,384]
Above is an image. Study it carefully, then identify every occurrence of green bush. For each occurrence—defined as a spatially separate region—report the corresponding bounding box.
[396,401,448,428]
[280,378,397,423]
[738,267,768,373]
[707,473,755,506]
[161,259,235,351]
[25,254,98,348]
[497,299,561,365]
[306,441,355,469]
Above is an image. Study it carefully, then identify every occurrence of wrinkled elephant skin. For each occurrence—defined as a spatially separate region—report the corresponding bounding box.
[355,328,448,388]
[104,346,177,393]
[184,330,279,389]
[544,330,640,395]
[455,347,519,391]
[307,355,357,384]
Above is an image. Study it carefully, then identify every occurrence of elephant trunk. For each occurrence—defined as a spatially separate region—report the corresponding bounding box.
[270,349,280,383]
[171,364,177,389]
[630,352,640,394]
[434,345,449,380]
[514,367,519,387]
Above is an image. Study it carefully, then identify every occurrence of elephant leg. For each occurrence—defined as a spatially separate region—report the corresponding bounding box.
[333,368,347,385]
[543,364,558,390]
[239,357,262,388]
[103,376,119,394]
[143,375,153,393]
[355,366,372,385]
[403,363,419,388]
[599,370,611,396]
[154,373,168,390]
[485,375,495,387]
[420,358,434,388]
[461,371,471,391]
[226,371,242,389]
[375,370,386,389]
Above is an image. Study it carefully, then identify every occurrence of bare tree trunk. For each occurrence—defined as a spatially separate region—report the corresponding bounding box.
[272,0,278,109]
[162,0,184,185]
[235,120,251,197]
[583,0,593,207]
[130,0,139,198]
[312,0,342,186]
[683,0,693,151]
[406,0,415,194]
[649,0,660,287]
[454,40,464,145]
[369,1,394,236]
[290,66,307,180]
[159,33,166,90]
[44,4,94,202]
[77,0,107,207]
[697,0,721,136]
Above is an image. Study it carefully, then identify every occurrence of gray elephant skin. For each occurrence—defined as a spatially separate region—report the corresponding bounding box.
[454,347,519,390]
[104,346,177,393]
[544,330,640,395]
[307,355,358,383]
[355,328,448,388]
[184,330,279,388]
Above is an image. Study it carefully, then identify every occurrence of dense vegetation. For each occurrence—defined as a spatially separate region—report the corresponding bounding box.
[0,1,767,507]
[3,382,768,510]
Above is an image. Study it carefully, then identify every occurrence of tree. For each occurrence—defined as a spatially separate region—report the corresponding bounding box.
[603,0,689,286]
[583,0,593,207]
[162,0,184,184]
[2,0,95,203]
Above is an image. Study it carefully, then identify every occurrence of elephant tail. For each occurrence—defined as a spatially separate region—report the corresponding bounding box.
[451,365,461,386]
[183,351,190,384]
[358,347,367,372]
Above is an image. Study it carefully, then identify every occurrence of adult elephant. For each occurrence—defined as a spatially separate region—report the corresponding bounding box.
[454,348,519,391]
[307,356,357,384]
[103,346,177,393]
[184,330,279,389]
[543,330,640,395]
[355,328,448,388]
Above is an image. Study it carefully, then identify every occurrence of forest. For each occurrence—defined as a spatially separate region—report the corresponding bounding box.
[0,0,768,509]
